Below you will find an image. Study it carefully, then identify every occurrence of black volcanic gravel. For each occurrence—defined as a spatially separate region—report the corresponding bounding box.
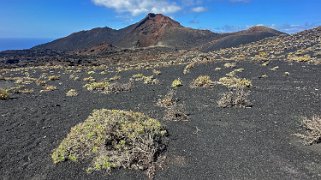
[1,60,321,180]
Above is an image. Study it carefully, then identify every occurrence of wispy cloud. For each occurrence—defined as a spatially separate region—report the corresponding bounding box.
[191,6,207,12]
[92,0,181,16]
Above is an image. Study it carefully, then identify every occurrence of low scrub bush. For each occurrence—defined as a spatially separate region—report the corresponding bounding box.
[0,89,9,100]
[226,68,244,77]
[153,69,161,75]
[41,85,57,92]
[84,82,109,91]
[48,75,60,81]
[295,116,321,145]
[219,77,252,88]
[157,90,177,108]
[171,78,183,88]
[66,89,78,97]
[190,75,214,88]
[83,77,95,82]
[164,103,189,121]
[224,62,236,68]
[105,81,133,94]
[52,109,167,178]
[183,62,197,74]
[217,88,251,108]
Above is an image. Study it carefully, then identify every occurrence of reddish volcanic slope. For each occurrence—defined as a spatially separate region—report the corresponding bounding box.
[33,13,284,52]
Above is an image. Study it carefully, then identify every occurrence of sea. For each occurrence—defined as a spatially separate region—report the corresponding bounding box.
[0,38,52,51]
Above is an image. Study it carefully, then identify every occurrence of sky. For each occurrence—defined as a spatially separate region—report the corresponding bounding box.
[1,0,321,40]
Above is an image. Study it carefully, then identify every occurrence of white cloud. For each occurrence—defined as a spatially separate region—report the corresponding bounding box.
[92,0,181,16]
[191,6,207,12]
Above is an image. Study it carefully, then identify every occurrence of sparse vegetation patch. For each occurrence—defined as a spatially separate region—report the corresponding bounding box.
[84,81,109,91]
[295,116,321,145]
[217,88,251,108]
[190,75,214,88]
[66,89,78,97]
[171,78,183,88]
[183,62,197,74]
[224,62,236,68]
[157,90,177,108]
[48,75,60,81]
[41,85,57,92]
[219,77,252,88]
[164,103,189,121]
[0,89,9,100]
[52,109,167,178]
[105,81,133,94]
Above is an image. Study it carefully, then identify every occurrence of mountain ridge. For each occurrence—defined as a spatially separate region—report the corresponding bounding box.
[33,13,285,52]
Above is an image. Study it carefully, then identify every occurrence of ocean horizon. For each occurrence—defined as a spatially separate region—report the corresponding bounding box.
[0,38,52,51]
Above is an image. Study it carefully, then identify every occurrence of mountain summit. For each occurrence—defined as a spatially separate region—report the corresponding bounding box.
[34,13,285,52]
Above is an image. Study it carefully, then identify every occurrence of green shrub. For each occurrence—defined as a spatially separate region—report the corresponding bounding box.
[190,75,214,88]
[84,82,109,91]
[219,77,252,88]
[0,89,9,100]
[52,109,167,178]
[171,78,183,88]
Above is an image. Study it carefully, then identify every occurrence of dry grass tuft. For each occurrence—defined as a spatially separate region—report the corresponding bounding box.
[164,103,189,121]
[48,75,60,81]
[41,85,57,92]
[226,68,244,77]
[52,109,167,179]
[153,69,162,75]
[295,116,321,145]
[270,66,279,71]
[190,75,214,88]
[0,89,9,100]
[66,89,78,97]
[157,90,177,108]
[224,62,236,68]
[84,82,109,91]
[219,77,252,88]
[105,81,133,94]
[109,75,121,82]
[217,88,251,108]
[183,62,197,74]
[171,78,183,88]
[83,77,95,82]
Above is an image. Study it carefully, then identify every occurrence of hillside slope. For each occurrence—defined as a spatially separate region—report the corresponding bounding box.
[33,13,283,52]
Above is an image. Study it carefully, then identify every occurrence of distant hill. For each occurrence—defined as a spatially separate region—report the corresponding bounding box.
[200,26,285,52]
[206,26,321,62]
[33,13,284,52]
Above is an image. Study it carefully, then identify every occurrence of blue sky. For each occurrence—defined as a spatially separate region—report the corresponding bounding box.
[1,0,321,39]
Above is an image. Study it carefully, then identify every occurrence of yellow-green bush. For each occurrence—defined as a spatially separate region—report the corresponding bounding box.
[287,54,311,62]
[190,75,214,88]
[171,78,183,88]
[0,89,9,100]
[84,82,109,91]
[219,77,252,88]
[52,109,167,177]
[48,75,60,81]
[223,62,236,68]
[66,89,78,97]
